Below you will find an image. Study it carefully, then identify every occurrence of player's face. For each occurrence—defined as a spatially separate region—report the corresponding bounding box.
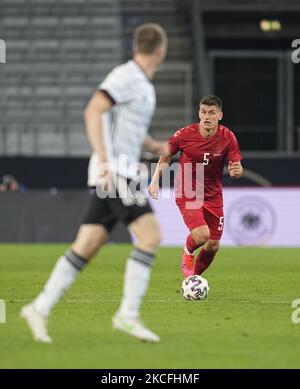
[199,104,223,130]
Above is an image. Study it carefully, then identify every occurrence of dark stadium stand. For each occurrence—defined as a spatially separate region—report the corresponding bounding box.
[121,0,194,139]
[0,0,122,156]
[0,0,194,155]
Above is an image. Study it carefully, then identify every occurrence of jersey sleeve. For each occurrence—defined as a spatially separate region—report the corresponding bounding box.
[168,127,185,155]
[227,131,243,162]
[98,66,132,104]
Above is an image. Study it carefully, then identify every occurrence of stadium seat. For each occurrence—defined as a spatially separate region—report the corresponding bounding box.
[0,0,192,156]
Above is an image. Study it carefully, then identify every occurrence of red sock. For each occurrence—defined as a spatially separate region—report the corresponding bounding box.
[185,234,201,254]
[194,248,216,275]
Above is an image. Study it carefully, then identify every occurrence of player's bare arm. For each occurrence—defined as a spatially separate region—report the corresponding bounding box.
[228,161,243,179]
[84,90,113,164]
[148,142,173,199]
[143,135,166,155]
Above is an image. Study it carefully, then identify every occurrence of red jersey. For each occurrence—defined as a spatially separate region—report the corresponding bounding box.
[168,123,243,211]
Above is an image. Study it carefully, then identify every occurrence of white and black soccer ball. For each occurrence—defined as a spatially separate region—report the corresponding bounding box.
[181,275,209,301]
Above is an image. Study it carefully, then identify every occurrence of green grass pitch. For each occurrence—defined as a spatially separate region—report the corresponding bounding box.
[0,244,300,369]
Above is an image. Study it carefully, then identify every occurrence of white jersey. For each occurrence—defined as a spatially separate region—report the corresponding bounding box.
[88,60,156,186]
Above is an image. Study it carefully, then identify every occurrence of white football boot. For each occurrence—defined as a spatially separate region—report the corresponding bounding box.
[20,304,52,343]
[112,312,160,343]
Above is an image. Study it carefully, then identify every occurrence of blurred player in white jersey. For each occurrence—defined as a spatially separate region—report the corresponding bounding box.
[21,24,168,343]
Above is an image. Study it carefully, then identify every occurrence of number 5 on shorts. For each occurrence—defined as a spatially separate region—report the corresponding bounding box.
[218,216,224,231]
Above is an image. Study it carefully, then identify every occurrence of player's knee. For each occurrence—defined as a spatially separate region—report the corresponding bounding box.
[191,227,210,245]
[141,230,161,251]
[139,228,161,251]
[72,234,102,260]
[205,241,220,254]
[72,225,108,259]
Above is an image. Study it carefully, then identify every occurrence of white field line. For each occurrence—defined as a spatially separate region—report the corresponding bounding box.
[7,299,291,304]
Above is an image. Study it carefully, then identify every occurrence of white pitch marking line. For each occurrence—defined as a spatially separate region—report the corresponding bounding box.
[7,299,291,304]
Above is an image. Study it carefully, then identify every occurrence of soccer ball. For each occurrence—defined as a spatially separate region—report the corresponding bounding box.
[181,275,209,301]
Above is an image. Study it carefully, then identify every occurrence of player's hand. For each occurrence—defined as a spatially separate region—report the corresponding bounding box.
[228,161,243,179]
[148,181,159,200]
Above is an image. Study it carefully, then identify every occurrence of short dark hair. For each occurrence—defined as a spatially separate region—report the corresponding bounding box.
[200,95,223,110]
[133,23,167,55]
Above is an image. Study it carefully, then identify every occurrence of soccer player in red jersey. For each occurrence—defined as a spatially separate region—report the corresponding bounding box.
[148,95,243,278]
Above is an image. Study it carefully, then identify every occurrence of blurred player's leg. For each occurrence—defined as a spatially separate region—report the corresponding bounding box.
[112,213,161,343]
[20,225,108,342]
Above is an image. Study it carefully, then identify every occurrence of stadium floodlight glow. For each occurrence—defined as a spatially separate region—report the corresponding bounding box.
[260,19,282,32]
[271,20,282,31]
